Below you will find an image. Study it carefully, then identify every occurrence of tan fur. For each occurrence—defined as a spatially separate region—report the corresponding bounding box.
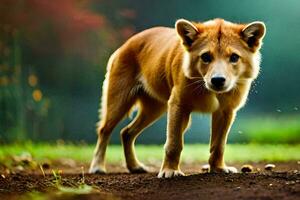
[89,18,266,178]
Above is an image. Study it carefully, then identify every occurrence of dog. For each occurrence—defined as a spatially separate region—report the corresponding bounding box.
[89,18,266,178]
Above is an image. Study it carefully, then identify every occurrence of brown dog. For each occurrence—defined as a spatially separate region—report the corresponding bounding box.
[89,18,266,178]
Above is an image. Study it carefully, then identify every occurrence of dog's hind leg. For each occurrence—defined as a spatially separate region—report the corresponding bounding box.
[89,51,137,174]
[121,94,166,173]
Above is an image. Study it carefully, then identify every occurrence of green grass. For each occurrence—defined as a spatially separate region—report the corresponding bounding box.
[0,143,299,163]
[236,115,300,144]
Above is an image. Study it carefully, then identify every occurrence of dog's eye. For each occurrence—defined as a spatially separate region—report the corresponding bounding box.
[200,52,212,63]
[230,53,240,63]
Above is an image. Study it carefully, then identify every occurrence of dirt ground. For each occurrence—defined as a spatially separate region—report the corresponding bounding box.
[0,162,299,200]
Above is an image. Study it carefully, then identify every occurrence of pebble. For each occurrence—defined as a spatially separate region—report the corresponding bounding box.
[285,181,295,185]
[60,158,76,168]
[234,186,241,191]
[4,169,10,174]
[201,164,210,173]
[264,164,276,171]
[15,165,24,171]
[241,164,253,173]
[13,152,33,166]
[42,162,50,169]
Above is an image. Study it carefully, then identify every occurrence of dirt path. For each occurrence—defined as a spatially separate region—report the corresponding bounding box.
[0,162,299,200]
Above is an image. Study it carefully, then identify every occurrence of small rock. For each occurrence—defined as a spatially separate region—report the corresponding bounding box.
[13,152,33,165]
[42,162,50,169]
[4,169,10,174]
[60,158,76,168]
[241,164,253,173]
[201,164,210,173]
[15,165,24,172]
[234,186,241,191]
[285,181,295,185]
[20,152,32,161]
[264,164,275,171]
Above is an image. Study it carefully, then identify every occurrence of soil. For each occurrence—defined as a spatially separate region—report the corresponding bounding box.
[0,162,299,200]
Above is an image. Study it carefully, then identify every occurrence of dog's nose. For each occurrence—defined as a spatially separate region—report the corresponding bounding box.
[211,76,226,88]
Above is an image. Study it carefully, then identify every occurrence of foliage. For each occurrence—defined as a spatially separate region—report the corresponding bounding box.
[0,0,136,142]
[1,0,300,143]
[235,115,300,144]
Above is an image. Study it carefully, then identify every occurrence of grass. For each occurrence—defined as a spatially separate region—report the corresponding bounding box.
[20,167,94,200]
[0,143,299,163]
[236,115,300,144]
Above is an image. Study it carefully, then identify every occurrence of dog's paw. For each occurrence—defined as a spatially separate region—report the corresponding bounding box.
[158,168,185,178]
[128,164,151,174]
[210,166,238,173]
[89,166,106,174]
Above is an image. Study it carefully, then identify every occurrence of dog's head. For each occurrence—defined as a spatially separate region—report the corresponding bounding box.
[176,18,266,93]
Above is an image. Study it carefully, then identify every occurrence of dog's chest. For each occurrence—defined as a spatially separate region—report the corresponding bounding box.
[188,92,220,113]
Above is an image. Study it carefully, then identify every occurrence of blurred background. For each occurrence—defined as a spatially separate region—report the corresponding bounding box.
[0,0,299,144]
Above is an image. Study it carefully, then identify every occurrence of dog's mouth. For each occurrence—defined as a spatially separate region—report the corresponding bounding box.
[205,82,233,94]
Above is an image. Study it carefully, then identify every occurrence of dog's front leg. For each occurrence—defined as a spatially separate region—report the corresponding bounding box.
[158,96,191,178]
[209,109,237,173]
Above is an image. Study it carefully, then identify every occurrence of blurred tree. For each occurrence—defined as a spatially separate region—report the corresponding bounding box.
[1,0,299,143]
[0,0,136,142]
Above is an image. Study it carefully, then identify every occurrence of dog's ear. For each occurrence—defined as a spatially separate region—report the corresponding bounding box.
[176,19,199,49]
[241,21,266,51]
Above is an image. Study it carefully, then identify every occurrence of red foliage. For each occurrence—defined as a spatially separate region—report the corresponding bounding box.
[26,0,105,31]
[1,0,105,32]
[0,0,107,56]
